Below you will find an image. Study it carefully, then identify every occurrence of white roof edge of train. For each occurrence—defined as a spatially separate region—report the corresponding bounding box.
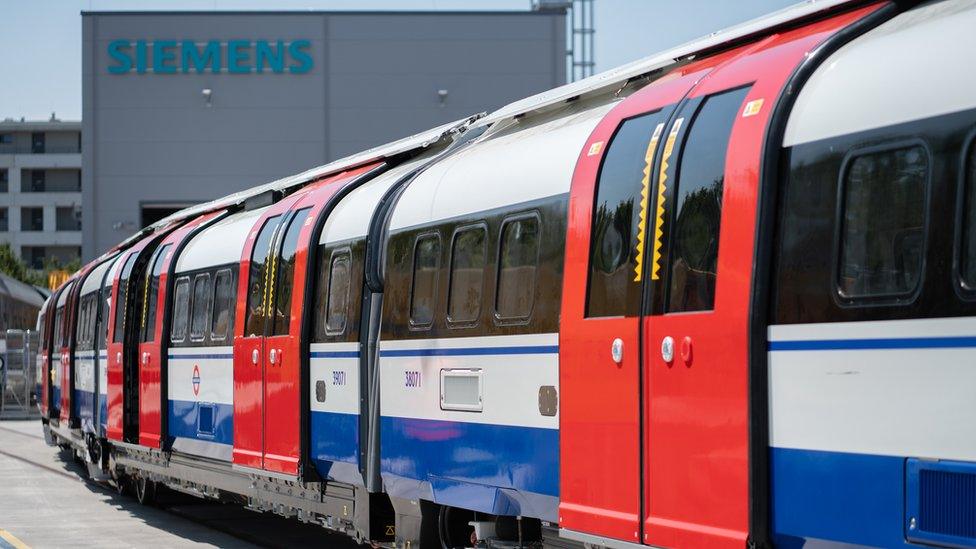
[478,0,857,126]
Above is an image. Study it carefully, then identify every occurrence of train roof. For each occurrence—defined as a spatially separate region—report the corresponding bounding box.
[176,208,266,273]
[79,253,121,296]
[784,0,976,147]
[0,271,45,309]
[55,279,75,308]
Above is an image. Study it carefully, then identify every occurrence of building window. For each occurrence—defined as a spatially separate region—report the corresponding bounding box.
[410,234,441,328]
[838,144,928,299]
[0,208,7,232]
[0,134,11,144]
[21,169,80,193]
[0,169,7,193]
[496,215,540,321]
[31,132,44,154]
[56,207,81,231]
[21,207,43,231]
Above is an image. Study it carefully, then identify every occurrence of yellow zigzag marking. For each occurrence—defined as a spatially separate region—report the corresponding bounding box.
[634,122,664,282]
[651,118,684,281]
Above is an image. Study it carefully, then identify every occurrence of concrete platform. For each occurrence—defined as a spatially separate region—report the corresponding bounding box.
[0,420,359,548]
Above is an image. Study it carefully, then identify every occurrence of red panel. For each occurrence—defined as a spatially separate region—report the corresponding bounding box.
[58,278,79,425]
[138,211,224,449]
[639,7,884,548]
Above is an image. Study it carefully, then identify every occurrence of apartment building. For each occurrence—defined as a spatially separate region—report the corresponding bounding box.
[0,119,82,269]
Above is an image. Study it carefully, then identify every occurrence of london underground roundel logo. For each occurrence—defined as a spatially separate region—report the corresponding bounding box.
[192,365,201,396]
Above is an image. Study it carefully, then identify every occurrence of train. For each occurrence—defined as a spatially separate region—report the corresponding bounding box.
[34,0,976,547]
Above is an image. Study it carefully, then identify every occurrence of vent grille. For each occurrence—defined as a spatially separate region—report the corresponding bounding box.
[907,459,976,548]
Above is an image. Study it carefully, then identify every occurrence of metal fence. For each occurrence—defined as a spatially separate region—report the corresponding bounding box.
[1,330,40,419]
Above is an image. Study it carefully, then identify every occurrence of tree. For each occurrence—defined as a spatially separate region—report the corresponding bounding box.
[0,243,37,285]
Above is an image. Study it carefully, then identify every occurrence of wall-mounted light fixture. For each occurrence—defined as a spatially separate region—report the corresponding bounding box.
[437,89,448,107]
[202,88,213,107]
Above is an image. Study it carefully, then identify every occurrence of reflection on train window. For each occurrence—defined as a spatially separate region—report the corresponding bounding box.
[667,87,749,313]
[190,273,212,341]
[245,215,282,337]
[326,252,351,335]
[114,254,137,342]
[960,142,976,291]
[171,277,189,343]
[838,145,928,299]
[496,215,540,321]
[98,288,110,350]
[410,234,440,328]
[448,226,487,325]
[211,269,234,341]
[141,244,171,343]
[273,208,311,336]
[586,110,667,318]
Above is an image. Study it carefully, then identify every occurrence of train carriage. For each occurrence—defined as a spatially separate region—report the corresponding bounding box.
[34,0,976,547]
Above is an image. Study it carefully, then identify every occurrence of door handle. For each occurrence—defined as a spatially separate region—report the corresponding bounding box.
[611,338,624,364]
[251,349,259,365]
[269,348,277,365]
[116,352,122,364]
[141,352,150,365]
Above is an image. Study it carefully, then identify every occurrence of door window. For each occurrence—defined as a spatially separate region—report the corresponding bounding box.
[496,215,540,321]
[271,208,311,336]
[448,226,487,325]
[961,141,976,292]
[211,269,234,341]
[410,234,441,328]
[113,254,138,342]
[141,244,171,342]
[244,215,282,337]
[586,110,668,317]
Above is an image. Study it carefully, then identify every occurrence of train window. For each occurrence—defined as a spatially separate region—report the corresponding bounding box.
[141,244,171,343]
[37,312,46,350]
[326,251,351,336]
[448,226,487,325]
[496,215,540,321]
[959,141,976,292]
[410,234,441,328]
[586,110,668,318]
[190,273,212,341]
[53,306,63,347]
[272,208,311,336]
[98,286,111,350]
[666,87,749,313]
[211,269,234,342]
[171,277,189,343]
[245,215,282,338]
[837,144,928,299]
[113,253,138,343]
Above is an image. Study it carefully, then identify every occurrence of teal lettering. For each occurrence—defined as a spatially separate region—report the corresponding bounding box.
[153,40,177,74]
[107,40,132,74]
[255,40,284,73]
[135,40,148,74]
[181,40,221,74]
[287,40,313,74]
[228,40,251,73]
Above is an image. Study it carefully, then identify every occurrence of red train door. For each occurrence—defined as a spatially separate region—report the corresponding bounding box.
[233,198,297,469]
[560,54,735,543]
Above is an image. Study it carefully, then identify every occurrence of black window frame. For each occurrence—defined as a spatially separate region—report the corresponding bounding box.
[409,232,442,330]
[953,129,976,300]
[831,139,931,307]
[494,211,542,325]
[447,222,488,328]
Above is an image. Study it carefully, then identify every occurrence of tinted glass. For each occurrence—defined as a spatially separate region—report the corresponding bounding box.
[113,253,138,343]
[98,287,110,350]
[171,278,189,343]
[141,244,170,342]
[587,111,668,317]
[211,269,234,341]
[838,145,928,298]
[190,273,212,341]
[53,306,64,347]
[448,227,486,324]
[667,87,749,312]
[272,208,311,336]
[960,143,976,290]
[245,215,282,337]
[410,235,440,327]
[497,216,540,319]
[326,253,351,335]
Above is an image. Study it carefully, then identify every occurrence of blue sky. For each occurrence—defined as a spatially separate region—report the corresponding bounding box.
[0,0,794,120]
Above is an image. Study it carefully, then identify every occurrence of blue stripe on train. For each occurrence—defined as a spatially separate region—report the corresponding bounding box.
[379,345,559,358]
[167,400,234,446]
[771,447,919,548]
[380,416,559,521]
[73,388,96,433]
[769,335,976,351]
[98,394,107,436]
[310,411,363,485]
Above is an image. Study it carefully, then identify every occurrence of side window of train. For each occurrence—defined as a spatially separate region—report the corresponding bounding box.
[448,225,487,326]
[113,254,138,342]
[662,86,750,313]
[586,110,668,318]
[272,208,311,336]
[496,214,541,322]
[190,273,212,342]
[410,234,441,329]
[141,244,171,343]
[836,143,929,301]
[98,287,110,350]
[326,250,351,336]
[245,215,282,338]
[957,139,976,295]
[171,277,190,343]
[211,269,234,342]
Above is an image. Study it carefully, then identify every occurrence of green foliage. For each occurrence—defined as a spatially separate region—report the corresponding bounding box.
[0,242,78,287]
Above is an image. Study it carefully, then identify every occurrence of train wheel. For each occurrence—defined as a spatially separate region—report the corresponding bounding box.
[437,506,476,549]
[134,476,156,505]
[113,473,129,496]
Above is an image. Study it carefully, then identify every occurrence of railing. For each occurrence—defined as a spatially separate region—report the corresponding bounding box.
[0,329,40,419]
[0,145,80,155]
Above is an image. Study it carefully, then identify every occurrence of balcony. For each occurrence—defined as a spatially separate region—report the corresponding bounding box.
[0,144,80,155]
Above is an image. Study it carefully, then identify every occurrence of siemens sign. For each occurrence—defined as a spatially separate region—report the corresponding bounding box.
[107,40,313,74]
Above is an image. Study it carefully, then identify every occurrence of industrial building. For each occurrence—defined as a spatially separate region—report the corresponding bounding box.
[81,9,568,260]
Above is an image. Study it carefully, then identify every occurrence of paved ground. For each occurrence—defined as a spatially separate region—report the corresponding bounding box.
[0,420,360,548]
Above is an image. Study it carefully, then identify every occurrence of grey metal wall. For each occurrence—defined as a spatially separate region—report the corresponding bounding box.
[81,11,565,260]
